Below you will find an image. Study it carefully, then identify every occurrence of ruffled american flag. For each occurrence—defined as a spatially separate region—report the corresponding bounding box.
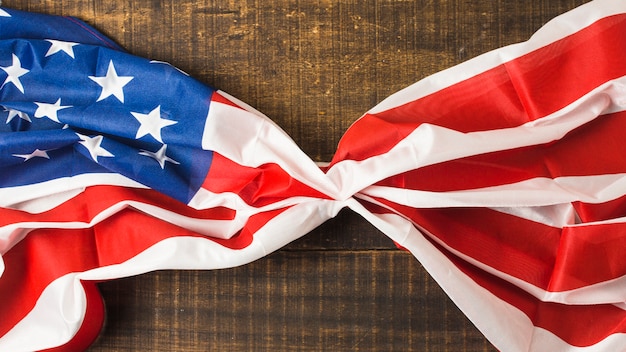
[2,0,626,350]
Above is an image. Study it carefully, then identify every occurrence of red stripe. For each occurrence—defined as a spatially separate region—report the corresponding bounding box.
[367,199,561,290]
[360,199,626,345]
[0,185,235,228]
[550,222,626,292]
[332,14,626,164]
[0,204,288,340]
[440,239,626,347]
[0,227,100,338]
[203,152,331,207]
[574,194,626,223]
[366,196,626,292]
[376,110,626,192]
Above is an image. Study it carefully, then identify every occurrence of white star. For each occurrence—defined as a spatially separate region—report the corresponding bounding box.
[34,98,72,122]
[88,60,134,103]
[1,54,29,94]
[139,144,180,169]
[0,9,11,17]
[76,133,114,162]
[13,149,50,161]
[45,40,78,59]
[5,108,31,123]
[131,105,177,143]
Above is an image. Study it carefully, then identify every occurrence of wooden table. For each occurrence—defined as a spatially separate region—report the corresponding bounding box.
[4,0,588,350]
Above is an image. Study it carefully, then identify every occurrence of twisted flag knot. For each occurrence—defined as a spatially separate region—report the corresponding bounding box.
[5,1,626,352]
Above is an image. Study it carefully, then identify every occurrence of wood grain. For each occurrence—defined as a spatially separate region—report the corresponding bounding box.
[2,0,589,350]
[93,251,495,351]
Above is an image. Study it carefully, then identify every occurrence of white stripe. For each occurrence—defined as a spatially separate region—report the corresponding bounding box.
[188,185,328,213]
[368,0,626,114]
[327,76,626,200]
[528,328,626,352]
[359,189,578,228]
[202,97,340,199]
[489,204,579,228]
[358,173,626,209]
[0,173,146,213]
[0,198,347,351]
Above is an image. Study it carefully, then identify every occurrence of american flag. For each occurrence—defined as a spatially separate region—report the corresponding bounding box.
[1,0,626,350]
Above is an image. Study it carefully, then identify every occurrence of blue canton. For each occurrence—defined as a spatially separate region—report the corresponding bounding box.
[0,8,215,204]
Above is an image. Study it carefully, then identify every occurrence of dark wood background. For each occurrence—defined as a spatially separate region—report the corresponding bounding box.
[4,0,589,350]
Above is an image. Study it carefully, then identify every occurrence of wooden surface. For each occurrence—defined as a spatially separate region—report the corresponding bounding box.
[4,0,589,350]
